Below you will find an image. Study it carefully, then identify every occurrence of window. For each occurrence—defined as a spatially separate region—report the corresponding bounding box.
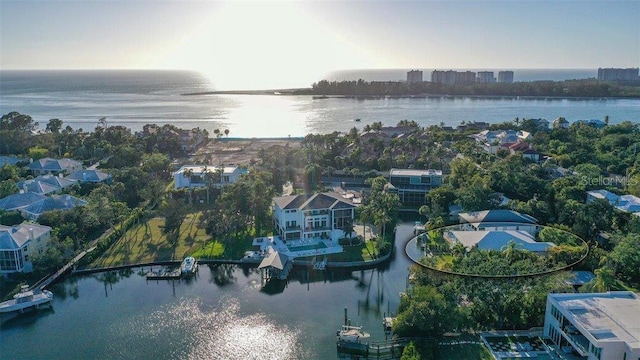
[589,343,602,360]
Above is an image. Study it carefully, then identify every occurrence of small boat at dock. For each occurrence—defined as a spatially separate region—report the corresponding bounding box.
[0,285,53,314]
[181,257,198,276]
[336,325,370,352]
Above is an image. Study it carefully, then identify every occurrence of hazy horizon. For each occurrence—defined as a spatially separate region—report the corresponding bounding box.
[1,1,638,89]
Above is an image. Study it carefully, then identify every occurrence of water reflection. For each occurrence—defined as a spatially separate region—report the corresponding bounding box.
[109,297,304,360]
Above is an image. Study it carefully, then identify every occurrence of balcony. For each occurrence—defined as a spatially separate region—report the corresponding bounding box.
[558,326,589,357]
[305,226,332,232]
[285,225,301,231]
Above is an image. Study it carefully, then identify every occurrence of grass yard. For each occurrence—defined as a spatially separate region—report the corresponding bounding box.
[89,212,210,268]
[318,240,379,262]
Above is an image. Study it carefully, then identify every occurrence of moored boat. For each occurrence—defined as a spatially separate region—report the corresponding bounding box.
[180,257,198,276]
[336,324,370,351]
[0,285,53,314]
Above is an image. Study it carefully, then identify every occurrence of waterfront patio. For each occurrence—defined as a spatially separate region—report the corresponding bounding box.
[252,235,344,259]
[481,332,555,359]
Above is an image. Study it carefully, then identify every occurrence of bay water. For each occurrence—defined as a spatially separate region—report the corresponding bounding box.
[1,225,415,360]
[1,70,638,138]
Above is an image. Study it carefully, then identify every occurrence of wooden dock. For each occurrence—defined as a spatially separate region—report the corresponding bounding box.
[146,268,181,280]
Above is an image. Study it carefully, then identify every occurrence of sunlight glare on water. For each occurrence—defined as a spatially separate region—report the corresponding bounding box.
[108,296,303,360]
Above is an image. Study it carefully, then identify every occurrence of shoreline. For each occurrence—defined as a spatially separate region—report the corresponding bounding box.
[182,90,638,100]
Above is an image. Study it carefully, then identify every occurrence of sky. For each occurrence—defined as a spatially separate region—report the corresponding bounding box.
[1,0,639,89]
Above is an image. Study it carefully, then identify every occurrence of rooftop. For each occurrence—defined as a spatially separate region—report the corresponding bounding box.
[550,292,640,348]
[390,168,442,177]
[273,192,355,211]
[174,165,243,175]
[459,209,538,224]
[0,223,52,250]
[446,230,554,252]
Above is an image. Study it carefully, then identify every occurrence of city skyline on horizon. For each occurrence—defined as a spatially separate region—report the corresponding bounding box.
[1,1,638,90]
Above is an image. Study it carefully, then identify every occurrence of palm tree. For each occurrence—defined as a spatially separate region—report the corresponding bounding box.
[592,265,616,292]
[501,239,525,263]
[183,168,194,204]
[202,166,212,204]
[451,242,466,257]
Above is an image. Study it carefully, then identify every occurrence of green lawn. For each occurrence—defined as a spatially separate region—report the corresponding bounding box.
[310,240,379,262]
[89,212,210,268]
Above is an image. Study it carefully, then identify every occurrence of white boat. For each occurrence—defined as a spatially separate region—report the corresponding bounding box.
[180,257,198,276]
[0,285,53,313]
[336,325,370,343]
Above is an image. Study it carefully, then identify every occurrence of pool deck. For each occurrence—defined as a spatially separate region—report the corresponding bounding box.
[252,235,344,259]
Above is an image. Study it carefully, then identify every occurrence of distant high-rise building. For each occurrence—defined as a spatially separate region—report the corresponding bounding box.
[498,71,514,83]
[431,70,476,85]
[476,71,496,83]
[597,68,639,81]
[406,70,423,84]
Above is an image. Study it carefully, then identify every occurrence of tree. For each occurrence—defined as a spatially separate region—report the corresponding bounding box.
[28,146,49,160]
[394,285,457,337]
[587,265,616,292]
[46,118,63,133]
[183,168,194,204]
[501,239,525,264]
[159,198,189,240]
[400,342,421,360]
[609,233,640,285]
[141,152,170,178]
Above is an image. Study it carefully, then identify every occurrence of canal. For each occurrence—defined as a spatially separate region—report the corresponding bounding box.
[1,224,417,359]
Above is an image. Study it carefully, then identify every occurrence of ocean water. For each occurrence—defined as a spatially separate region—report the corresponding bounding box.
[1,69,639,138]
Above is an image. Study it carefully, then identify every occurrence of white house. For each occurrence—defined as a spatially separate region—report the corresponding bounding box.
[273,192,356,242]
[458,209,539,235]
[544,292,640,360]
[173,165,247,189]
[0,223,52,274]
[444,230,555,253]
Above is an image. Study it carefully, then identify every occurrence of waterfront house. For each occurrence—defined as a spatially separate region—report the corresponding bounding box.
[543,291,640,360]
[66,169,112,183]
[27,158,82,176]
[458,209,538,235]
[386,168,443,205]
[444,230,555,253]
[529,118,549,130]
[553,117,570,129]
[0,223,52,274]
[272,192,356,242]
[17,175,78,195]
[575,119,607,129]
[173,165,247,189]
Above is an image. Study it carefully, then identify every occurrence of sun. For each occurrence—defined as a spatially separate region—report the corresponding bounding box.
[153,2,375,90]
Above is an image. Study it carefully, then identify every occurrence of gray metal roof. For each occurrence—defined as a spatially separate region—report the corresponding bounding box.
[273,192,355,211]
[258,251,289,270]
[0,193,47,210]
